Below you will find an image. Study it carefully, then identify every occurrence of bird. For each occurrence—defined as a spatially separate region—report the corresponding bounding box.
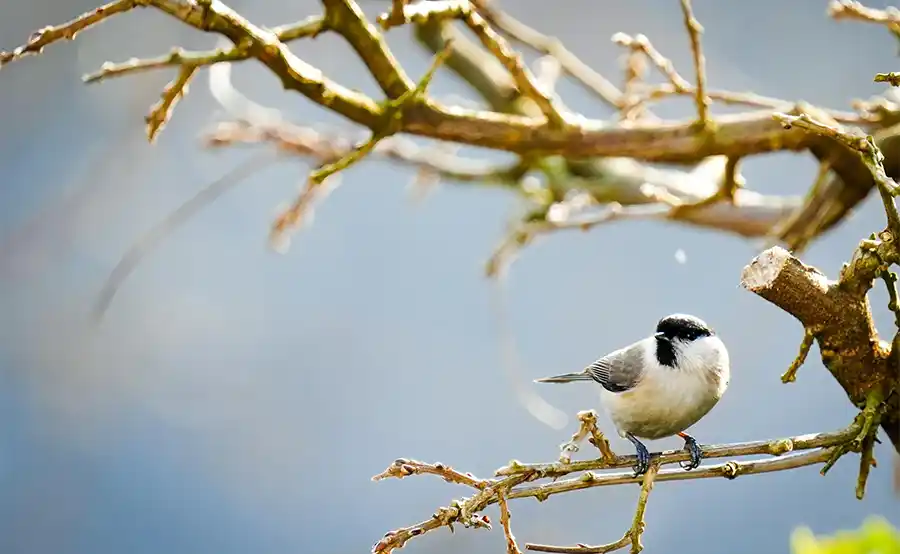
[534,313,730,477]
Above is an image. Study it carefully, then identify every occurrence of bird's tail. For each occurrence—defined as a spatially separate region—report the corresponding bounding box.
[534,371,593,384]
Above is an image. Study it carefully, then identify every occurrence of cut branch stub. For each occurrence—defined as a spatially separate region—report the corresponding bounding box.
[741,246,899,452]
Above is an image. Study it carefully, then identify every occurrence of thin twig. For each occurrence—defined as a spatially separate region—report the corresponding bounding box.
[0,0,139,67]
[374,417,862,554]
[558,410,617,464]
[619,37,650,121]
[377,0,410,30]
[499,489,523,554]
[610,33,861,124]
[145,65,196,143]
[526,462,659,554]
[476,3,622,108]
[679,0,711,128]
[774,112,900,239]
[881,269,900,328]
[875,72,900,87]
[93,150,281,321]
[462,10,569,127]
[270,39,453,250]
[782,326,820,383]
[829,0,900,36]
[669,156,743,216]
[372,459,489,489]
[611,33,690,92]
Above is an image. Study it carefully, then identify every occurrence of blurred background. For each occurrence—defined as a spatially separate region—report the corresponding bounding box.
[1,0,899,553]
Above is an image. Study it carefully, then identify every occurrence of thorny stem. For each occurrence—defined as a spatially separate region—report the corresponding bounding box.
[782,326,821,383]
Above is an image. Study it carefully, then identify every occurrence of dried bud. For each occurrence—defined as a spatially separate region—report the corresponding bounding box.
[400,464,416,476]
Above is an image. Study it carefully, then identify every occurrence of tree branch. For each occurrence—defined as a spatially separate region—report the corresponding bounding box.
[373,417,864,554]
[741,245,899,450]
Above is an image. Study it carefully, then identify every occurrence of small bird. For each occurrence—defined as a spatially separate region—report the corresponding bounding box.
[535,314,730,476]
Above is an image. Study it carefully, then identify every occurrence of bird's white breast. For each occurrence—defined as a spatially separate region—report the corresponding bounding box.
[600,336,730,440]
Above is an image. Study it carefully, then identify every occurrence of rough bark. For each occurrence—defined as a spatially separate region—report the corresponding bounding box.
[742,246,900,452]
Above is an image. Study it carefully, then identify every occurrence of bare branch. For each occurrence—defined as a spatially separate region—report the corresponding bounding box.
[498,490,523,554]
[0,0,140,68]
[3,0,855,161]
[829,0,900,35]
[774,111,900,239]
[741,245,900,450]
[679,0,711,127]
[474,2,622,108]
[145,65,196,142]
[461,10,569,127]
[781,326,821,384]
[526,462,659,554]
[876,72,900,87]
[558,410,617,464]
[374,418,863,554]
[270,41,453,250]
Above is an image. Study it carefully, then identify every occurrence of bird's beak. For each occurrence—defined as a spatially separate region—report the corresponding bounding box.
[654,332,666,340]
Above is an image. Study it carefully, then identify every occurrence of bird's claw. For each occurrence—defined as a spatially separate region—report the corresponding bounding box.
[679,434,703,471]
[632,441,651,477]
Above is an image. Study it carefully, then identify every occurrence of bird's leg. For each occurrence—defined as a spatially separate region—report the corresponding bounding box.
[625,433,650,477]
[677,432,703,470]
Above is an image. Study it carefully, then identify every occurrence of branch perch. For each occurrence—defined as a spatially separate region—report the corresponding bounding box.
[374,417,864,554]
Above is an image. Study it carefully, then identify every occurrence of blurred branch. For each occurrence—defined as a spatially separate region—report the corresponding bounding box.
[473,1,622,109]
[829,0,900,37]
[373,415,865,554]
[5,0,900,277]
[0,0,138,67]
[93,150,282,320]
[679,0,711,128]
[0,0,883,162]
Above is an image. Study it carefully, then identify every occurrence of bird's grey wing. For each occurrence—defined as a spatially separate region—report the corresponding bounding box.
[586,342,645,393]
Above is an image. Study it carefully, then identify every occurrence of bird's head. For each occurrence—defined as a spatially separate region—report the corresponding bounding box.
[653,314,720,368]
[654,313,714,344]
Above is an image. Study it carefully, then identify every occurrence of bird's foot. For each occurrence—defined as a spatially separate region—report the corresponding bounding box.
[678,432,703,471]
[626,433,651,477]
